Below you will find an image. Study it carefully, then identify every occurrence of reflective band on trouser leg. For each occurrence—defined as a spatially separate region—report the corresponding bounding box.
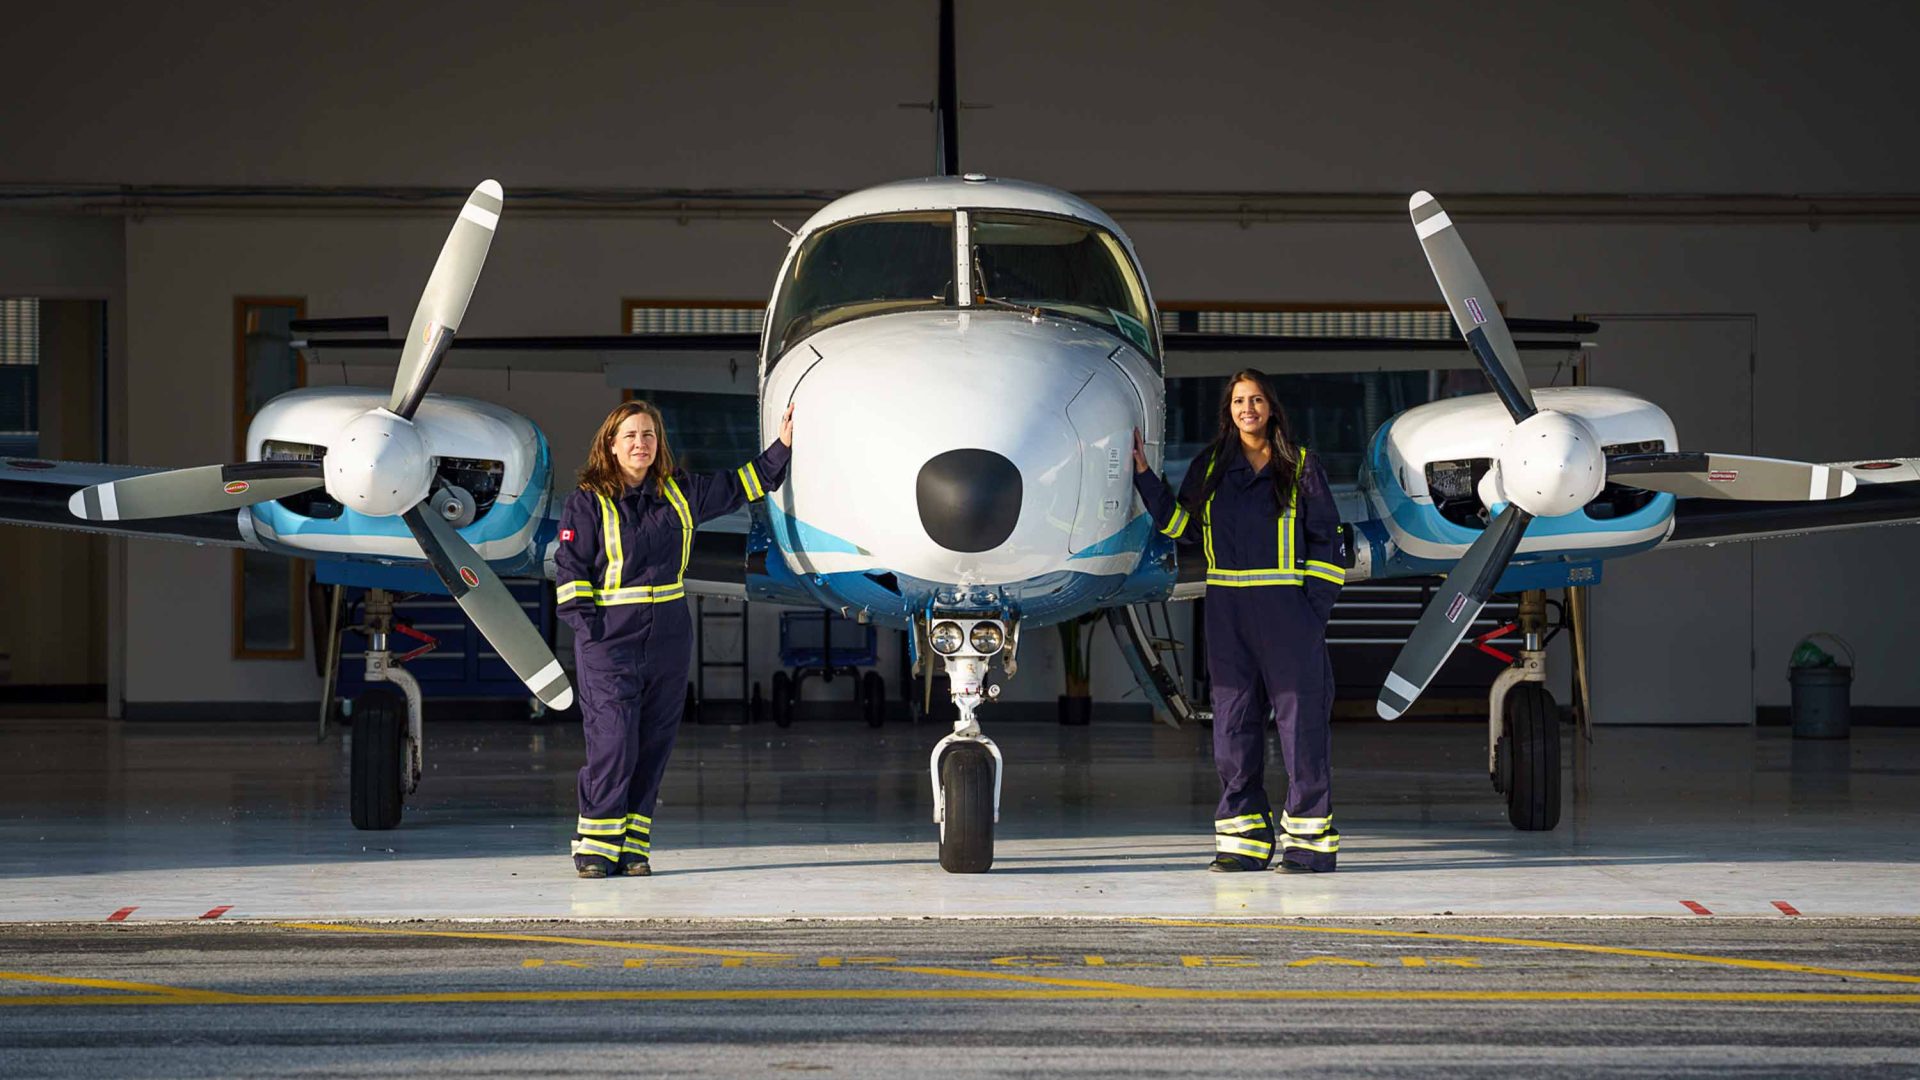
[1215,834,1274,859]
[571,837,621,860]
[1214,813,1269,834]
[1282,831,1341,855]
[576,815,625,837]
[623,813,652,857]
[1280,813,1333,836]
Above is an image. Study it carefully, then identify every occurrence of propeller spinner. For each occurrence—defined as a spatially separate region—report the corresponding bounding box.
[69,181,573,712]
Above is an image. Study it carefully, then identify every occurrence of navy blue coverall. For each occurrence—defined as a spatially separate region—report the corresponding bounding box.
[1135,445,1346,871]
[553,440,789,872]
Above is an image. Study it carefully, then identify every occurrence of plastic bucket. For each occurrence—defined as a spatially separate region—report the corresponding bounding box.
[1789,665,1852,740]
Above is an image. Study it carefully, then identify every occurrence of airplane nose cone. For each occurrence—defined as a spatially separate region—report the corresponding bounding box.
[916,449,1022,553]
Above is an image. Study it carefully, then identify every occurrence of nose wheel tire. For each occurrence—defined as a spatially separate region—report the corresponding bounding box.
[349,686,407,831]
[937,741,995,873]
[1502,683,1562,831]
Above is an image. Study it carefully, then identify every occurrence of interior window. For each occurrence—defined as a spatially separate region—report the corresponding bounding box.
[769,212,954,357]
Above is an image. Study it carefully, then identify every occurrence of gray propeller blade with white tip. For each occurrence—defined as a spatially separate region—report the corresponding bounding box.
[68,461,323,521]
[1409,190,1536,423]
[388,180,503,419]
[1377,505,1533,720]
[1607,452,1858,501]
[401,503,574,711]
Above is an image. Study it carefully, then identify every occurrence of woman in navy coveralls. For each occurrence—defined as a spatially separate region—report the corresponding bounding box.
[1133,370,1346,872]
[553,399,793,878]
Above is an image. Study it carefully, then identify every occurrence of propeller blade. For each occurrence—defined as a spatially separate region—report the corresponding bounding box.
[401,503,573,711]
[388,180,503,419]
[1377,505,1533,720]
[1409,191,1536,423]
[68,461,322,521]
[1608,452,1858,501]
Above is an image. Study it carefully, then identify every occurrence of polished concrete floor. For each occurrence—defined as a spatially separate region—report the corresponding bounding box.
[0,711,1915,921]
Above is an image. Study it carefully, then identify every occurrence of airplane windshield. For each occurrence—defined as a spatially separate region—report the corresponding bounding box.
[770,212,955,356]
[969,212,1156,357]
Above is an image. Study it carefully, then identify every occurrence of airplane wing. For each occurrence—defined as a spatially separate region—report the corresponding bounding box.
[1663,458,1920,548]
[0,458,259,547]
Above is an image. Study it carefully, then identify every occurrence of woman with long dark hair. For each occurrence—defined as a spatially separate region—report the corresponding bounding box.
[1132,370,1346,872]
[552,399,793,878]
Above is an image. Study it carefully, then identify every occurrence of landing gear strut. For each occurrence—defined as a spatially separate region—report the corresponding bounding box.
[1486,590,1562,830]
[922,613,1009,873]
[319,587,427,831]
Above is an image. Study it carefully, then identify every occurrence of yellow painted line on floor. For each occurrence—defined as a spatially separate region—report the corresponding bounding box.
[869,964,1178,995]
[1134,920,1920,986]
[276,923,787,959]
[1,988,1918,1007]
[0,970,236,1001]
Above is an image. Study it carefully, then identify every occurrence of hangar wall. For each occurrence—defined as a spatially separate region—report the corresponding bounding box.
[2,1,1916,715]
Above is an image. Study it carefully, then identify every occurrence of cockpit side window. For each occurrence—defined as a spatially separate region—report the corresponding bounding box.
[769,212,954,360]
[970,212,1158,360]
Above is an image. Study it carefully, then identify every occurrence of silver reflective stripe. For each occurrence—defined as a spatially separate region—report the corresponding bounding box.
[459,202,500,231]
[529,659,567,696]
[1384,671,1421,702]
[98,482,120,521]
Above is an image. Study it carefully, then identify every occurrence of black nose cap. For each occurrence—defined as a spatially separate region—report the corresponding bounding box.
[916,449,1022,553]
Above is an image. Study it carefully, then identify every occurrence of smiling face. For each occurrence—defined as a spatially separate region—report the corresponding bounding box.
[1230,378,1272,438]
[610,411,658,481]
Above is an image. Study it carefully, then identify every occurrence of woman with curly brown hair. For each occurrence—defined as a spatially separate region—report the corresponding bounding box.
[552,399,793,878]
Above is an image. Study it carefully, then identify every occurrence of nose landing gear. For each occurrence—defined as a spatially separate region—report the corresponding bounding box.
[921,614,1011,872]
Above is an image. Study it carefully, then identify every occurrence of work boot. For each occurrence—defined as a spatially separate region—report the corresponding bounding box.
[574,855,615,879]
[618,856,652,877]
[1208,853,1266,873]
[1276,859,1334,874]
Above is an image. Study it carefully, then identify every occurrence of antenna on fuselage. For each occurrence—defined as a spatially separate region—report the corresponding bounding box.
[935,0,959,176]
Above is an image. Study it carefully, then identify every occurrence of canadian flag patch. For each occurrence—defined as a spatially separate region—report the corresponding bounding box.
[560,529,574,541]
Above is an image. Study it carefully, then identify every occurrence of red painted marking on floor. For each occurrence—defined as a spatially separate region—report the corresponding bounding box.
[106,907,137,922]
[1681,900,1713,916]
[198,905,232,920]
[1773,900,1803,916]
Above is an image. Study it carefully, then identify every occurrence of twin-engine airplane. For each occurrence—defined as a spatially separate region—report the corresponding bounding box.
[5,173,1917,873]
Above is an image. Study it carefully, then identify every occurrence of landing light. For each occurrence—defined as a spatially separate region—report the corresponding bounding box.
[969,622,1003,655]
[930,621,965,655]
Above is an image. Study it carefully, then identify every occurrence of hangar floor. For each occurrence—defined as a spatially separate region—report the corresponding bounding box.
[0,713,1915,921]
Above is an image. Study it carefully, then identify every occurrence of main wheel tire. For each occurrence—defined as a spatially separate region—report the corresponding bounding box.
[1504,684,1562,831]
[771,670,794,729]
[937,742,995,873]
[861,671,886,728]
[349,685,406,831]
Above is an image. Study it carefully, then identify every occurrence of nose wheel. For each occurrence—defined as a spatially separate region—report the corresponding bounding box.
[936,741,996,872]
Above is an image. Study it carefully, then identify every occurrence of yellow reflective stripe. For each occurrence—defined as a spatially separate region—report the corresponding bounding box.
[571,838,622,859]
[1214,813,1269,834]
[556,580,595,604]
[1303,561,1346,585]
[1281,814,1333,835]
[1206,572,1304,588]
[596,493,624,593]
[1282,833,1341,854]
[1216,835,1274,858]
[594,587,685,606]
[662,477,693,581]
[737,462,765,502]
[1161,505,1190,538]
[625,813,652,828]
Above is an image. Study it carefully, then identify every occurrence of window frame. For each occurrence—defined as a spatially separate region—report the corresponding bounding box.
[231,296,308,661]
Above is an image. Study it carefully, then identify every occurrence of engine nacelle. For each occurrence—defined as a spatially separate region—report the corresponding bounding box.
[324,408,432,518]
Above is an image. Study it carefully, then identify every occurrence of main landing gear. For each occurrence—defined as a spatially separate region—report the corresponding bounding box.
[318,586,426,831]
[920,613,1012,873]
[1483,589,1581,831]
